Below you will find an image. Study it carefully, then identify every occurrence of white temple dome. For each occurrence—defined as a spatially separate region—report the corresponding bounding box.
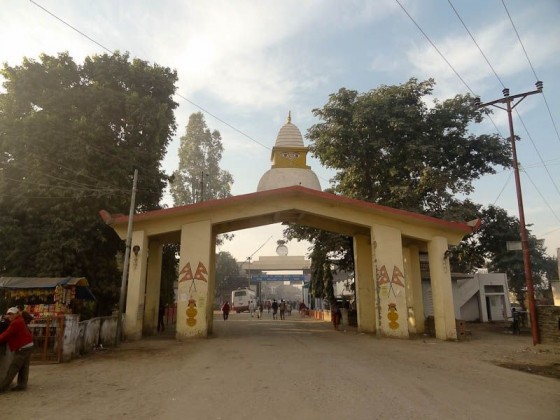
[257,168,321,191]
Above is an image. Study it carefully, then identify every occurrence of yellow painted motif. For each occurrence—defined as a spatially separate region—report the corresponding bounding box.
[388,302,399,330]
[186,298,197,327]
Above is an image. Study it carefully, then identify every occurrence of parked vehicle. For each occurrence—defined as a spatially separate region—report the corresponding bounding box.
[231,288,256,313]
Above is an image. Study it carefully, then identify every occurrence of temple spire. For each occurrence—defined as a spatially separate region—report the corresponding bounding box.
[256,113,321,192]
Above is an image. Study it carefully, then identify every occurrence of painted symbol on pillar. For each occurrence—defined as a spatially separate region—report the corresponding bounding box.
[377,265,405,297]
[389,266,405,297]
[186,298,197,327]
[387,302,399,330]
[194,262,208,282]
[189,262,208,294]
[179,262,193,284]
[178,261,208,328]
[377,265,390,287]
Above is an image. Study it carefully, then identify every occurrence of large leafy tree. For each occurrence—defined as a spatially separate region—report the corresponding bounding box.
[308,78,510,213]
[286,78,513,299]
[214,251,241,306]
[0,52,178,313]
[169,112,233,205]
[472,206,557,307]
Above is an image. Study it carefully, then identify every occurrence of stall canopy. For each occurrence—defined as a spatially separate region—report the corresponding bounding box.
[0,277,96,300]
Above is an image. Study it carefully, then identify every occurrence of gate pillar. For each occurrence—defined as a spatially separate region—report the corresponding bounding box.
[403,245,424,334]
[428,236,457,340]
[372,224,409,338]
[124,230,148,340]
[177,220,213,338]
[143,241,163,335]
[354,234,376,333]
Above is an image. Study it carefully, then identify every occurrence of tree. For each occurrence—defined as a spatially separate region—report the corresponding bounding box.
[286,78,513,295]
[169,112,233,205]
[307,78,511,214]
[285,225,353,301]
[0,52,178,313]
[214,251,241,305]
[473,206,557,307]
[160,244,179,305]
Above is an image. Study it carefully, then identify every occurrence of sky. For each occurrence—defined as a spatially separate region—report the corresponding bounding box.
[2,0,559,262]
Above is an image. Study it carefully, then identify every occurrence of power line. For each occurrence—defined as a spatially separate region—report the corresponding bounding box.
[394,0,503,137]
[522,167,560,224]
[448,0,506,89]
[513,109,560,197]
[29,0,271,153]
[501,0,538,80]
[397,0,559,252]
[29,0,113,54]
[539,226,560,238]
[501,0,560,146]
[28,0,334,187]
[174,93,270,151]
[9,147,134,193]
[447,1,560,218]
[492,171,512,206]
[395,0,474,94]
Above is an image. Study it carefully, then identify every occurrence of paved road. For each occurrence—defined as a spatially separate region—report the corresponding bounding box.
[2,312,559,419]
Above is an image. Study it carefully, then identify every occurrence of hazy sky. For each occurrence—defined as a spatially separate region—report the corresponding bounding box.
[2,0,559,261]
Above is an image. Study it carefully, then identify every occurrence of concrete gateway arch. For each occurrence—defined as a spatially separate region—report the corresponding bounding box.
[101,185,475,342]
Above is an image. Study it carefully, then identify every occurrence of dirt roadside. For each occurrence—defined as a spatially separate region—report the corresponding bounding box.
[461,321,560,379]
[1,314,559,420]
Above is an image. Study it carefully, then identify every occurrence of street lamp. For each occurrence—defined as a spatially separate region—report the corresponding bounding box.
[246,256,252,288]
[475,81,543,345]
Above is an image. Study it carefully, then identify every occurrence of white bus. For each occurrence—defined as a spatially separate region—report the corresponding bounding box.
[231,288,256,313]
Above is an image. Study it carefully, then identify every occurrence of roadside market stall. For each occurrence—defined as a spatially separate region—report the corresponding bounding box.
[0,277,97,363]
[0,276,96,318]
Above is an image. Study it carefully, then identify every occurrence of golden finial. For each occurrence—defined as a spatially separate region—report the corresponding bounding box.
[287,111,291,123]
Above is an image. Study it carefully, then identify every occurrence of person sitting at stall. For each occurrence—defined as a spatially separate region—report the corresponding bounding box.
[17,305,33,326]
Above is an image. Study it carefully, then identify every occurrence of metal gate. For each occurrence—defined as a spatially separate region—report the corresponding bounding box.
[28,316,65,364]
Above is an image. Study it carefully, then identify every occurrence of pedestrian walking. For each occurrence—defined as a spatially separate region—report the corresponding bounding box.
[0,307,34,393]
[249,300,256,318]
[299,302,309,317]
[511,308,520,334]
[221,301,231,320]
[271,299,278,320]
[279,299,286,320]
[331,300,341,330]
[257,301,263,319]
[157,299,166,332]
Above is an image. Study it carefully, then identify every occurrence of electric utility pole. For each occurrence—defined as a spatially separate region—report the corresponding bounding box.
[200,171,208,202]
[475,81,543,345]
[245,235,273,290]
[115,168,138,346]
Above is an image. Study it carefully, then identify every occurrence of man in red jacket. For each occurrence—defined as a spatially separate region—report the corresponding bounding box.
[0,307,34,393]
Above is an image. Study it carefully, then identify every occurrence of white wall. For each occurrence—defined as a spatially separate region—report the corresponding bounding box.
[460,295,481,321]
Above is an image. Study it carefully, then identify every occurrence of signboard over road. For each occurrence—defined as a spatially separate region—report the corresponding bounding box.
[251,274,305,282]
